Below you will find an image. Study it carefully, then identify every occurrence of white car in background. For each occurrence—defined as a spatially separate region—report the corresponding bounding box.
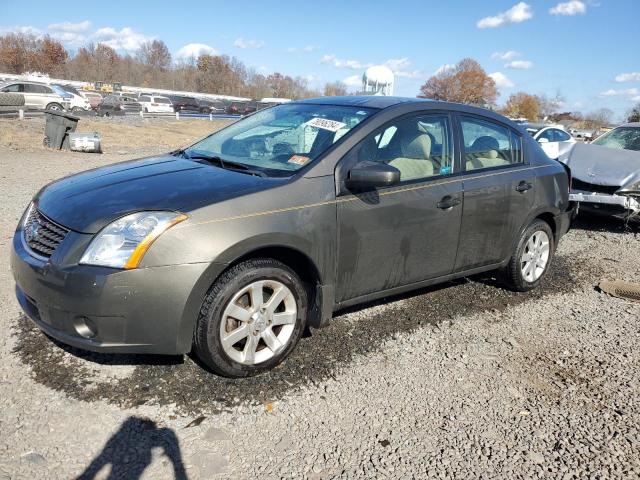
[137,95,173,113]
[0,81,69,111]
[51,85,91,112]
[526,124,576,162]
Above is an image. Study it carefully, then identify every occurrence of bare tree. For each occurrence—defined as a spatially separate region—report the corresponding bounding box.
[323,81,348,96]
[627,103,640,123]
[419,58,497,106]
[583,108,614,129]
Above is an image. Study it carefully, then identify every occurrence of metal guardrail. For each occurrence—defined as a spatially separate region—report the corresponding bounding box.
[0,108,242,121]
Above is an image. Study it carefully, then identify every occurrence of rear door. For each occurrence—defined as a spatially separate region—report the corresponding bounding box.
[336,111,463,301]
[454,114,534,271]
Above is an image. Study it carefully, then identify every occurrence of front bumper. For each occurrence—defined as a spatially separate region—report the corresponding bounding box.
[11,230,224,355]
[569,190,640,218]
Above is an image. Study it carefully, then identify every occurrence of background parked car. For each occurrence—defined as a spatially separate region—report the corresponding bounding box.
[137,95,173,113]
[81,92,103,110]
[565,123,640,220]
[97,94,142,116]
[51,84,91,112]
[168,95,200,113]
[197,98,226,114]
[525,124,576,162]
[0,81,69,111]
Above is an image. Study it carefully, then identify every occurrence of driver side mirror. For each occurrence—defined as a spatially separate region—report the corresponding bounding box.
[346,161,400,190]
[538,137,550,144]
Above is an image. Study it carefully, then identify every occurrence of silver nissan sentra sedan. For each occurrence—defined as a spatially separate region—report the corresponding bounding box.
[11,96,572,377]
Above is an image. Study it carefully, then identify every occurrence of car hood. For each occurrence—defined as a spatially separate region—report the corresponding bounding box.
[35,155,283,233]
[565,142,640,187]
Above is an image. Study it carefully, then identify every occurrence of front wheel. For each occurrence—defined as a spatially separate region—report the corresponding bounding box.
[194,258,308,377]
[46,103,62,111]
[501,219,554,292]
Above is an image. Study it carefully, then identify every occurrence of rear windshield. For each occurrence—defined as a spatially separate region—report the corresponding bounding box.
[155,97,171,104]
[186,103,375,175]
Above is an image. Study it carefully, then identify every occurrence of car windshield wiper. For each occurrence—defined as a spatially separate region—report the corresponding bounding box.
[181,150,267,177]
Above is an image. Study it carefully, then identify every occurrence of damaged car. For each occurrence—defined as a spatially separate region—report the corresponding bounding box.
[565,122,640,220]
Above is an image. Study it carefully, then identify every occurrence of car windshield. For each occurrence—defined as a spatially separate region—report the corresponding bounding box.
[591,126,640,151]
[185,103,375,175]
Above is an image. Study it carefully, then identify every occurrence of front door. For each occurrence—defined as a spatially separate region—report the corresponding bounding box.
[336,112,463,302]
[454,114,535,271]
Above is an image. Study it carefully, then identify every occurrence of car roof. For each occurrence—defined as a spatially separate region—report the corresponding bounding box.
[296,95,424,109]
[618,122,640,128]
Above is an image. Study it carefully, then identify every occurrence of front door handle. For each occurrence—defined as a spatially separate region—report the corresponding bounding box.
[516,181,533,193]
[437,195,461,210]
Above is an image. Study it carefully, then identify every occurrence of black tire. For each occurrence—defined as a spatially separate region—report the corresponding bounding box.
[501,219,555,292]
[0,92,25,107]
[71,106,82,112]
[46,102,63,111]
[194,258,308,377]
[144,107,148,113]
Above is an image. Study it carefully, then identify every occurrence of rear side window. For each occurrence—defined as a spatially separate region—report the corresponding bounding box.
[139,95,150,102]
[460,116,523,171]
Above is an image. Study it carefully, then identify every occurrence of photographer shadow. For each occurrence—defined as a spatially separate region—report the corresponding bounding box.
[76,416,188,480]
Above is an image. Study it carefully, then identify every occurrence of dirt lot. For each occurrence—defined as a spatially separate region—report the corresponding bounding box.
[0,117,639,479]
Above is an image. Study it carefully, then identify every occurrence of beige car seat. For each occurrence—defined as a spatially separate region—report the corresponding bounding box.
[465,135,510,171]
[389,131,437,180]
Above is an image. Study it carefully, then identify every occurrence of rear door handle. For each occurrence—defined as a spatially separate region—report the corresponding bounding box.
[516,181,533,193]
[437,195,461,210]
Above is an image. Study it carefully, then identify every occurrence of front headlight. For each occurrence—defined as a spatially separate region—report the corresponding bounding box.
[80,211,187,269]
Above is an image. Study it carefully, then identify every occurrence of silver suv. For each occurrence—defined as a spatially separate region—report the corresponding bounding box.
[0,81,69,111]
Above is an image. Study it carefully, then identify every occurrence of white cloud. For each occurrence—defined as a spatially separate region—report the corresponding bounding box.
[491,50,520,61]
[233,38,264,49]
[384,58,421,78]
[49,31,86,47]
[489,72,515,88]
[0,25,43,36]
[549,1,586,16]
[434,64,455,75]
[175,43,217,59]
[632,96,640,102]
[303,74,320,83]
[477,2,533,28]
[93,26,152,51]
[506,60,533,69]
[615,72,640,83]
[321,54,372,70]
[47,21,91,32]
[343,75,362,87]
[599,88,639,97]
[287,45,319,54]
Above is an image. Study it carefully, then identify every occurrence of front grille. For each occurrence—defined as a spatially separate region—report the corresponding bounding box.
[23,207,69,258]
[572,178,620,195]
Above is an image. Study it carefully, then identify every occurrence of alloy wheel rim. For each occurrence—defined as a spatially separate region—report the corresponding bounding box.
[521,230,550,283]
[219,279,297,365]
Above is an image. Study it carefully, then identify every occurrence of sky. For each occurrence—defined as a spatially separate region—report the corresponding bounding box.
[2,0,639,120]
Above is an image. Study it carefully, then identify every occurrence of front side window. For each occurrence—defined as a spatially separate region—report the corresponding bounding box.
[591,127,640,151]
[461,116,523,171]
[553,129,571,142]
[139,95,150,102]
[2,84,23,93]
[537,129,554,142]
[186,103,375,175]
[352,113,454,181]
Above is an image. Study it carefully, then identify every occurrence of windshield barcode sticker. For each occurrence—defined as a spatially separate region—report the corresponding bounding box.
[305,117,346,132]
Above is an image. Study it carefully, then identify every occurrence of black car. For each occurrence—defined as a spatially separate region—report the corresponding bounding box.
[226,101,248,115]
[97,95,142,116]
[11,96,572,378]
[197,98,226,114]
[168,95,200,113]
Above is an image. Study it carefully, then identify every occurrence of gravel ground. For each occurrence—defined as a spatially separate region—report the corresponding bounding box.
[0,141,639,479]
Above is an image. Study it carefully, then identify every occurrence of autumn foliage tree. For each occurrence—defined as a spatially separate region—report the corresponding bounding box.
[502,92,542,121]
[419,58,497,106]
[324,81,348,96]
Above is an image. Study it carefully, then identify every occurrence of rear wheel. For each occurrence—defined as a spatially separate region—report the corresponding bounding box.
[46,103,62,111]
[71,106,82,112]
[501,219,554,292]
[194,258,308,377]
